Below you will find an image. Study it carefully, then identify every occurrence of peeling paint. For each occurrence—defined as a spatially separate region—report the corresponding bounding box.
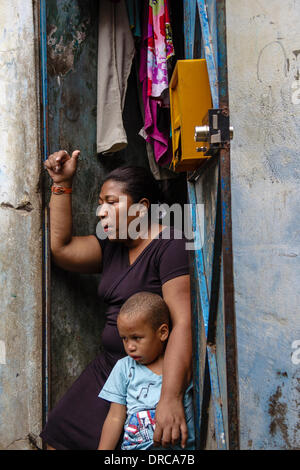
[268,386,290,446]
[0,201,33,212]
[47,19,88,77]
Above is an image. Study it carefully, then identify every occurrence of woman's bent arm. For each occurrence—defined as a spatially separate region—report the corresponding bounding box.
[45,149,102,274]
[49,190,102,274]
[154,274,193,449]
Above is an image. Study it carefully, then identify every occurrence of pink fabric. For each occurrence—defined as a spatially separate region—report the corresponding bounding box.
[139,1,173,164]
[147,0,174,99]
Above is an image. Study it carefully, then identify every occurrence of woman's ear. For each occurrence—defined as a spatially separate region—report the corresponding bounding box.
[158,323,169,342]
[138,198,150,214]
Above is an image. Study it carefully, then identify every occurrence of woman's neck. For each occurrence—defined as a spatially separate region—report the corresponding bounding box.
[123,223,164,249]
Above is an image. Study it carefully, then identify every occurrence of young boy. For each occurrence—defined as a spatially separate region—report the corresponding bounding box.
[97,291,195,450]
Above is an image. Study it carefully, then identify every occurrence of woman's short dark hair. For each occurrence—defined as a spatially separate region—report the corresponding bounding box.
[102,166,161,205]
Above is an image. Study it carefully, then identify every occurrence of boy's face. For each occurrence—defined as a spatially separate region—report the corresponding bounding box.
[117,313,169,366]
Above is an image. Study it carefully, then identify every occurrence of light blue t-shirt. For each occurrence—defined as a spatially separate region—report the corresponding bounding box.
[99,356,195,450]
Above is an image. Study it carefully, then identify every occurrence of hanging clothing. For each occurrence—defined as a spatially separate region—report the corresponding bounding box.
[139,1,174,165]
[97,0,135,154]
[146,141,176,180]
[134,59,175,180]
[147,0,174,100]
[125,0,142,38]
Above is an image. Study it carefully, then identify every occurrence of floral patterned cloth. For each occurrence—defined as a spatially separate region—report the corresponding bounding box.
[147,0,174,99]
[139,0,174,164]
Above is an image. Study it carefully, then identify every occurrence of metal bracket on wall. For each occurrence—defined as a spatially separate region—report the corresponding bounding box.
[195,108,234,155]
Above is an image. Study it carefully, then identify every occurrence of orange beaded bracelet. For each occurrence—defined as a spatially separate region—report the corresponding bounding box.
[51,185,73,195]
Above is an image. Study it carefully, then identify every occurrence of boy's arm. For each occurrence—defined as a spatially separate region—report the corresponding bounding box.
[98,402,127,450]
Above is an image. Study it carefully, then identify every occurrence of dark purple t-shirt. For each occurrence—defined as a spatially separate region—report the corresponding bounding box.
[97,226,190,355]
[40,227,191,450]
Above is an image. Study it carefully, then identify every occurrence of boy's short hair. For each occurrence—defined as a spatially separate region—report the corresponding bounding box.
[119,292,170,331]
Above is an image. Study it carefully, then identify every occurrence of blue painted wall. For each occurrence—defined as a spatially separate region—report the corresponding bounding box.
[227,0,300,449]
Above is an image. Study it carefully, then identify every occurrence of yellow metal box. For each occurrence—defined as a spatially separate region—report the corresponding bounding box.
[169,59,212,172]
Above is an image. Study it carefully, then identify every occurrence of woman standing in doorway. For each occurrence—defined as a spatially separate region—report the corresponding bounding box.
[40,150,193,450]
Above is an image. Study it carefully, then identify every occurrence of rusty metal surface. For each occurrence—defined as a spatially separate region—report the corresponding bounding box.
[216,0,240,449]
[184,0,240,449]
[192,154,229,449]
[41,206,51,434]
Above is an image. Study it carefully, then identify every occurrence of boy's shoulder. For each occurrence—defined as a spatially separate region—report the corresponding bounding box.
[114,356,150,379]
[115,355,136,370]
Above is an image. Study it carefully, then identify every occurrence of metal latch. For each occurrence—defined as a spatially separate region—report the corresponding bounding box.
[195,108,233,156]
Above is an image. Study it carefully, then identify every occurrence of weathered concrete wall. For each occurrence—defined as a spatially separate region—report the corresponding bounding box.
[0,0,42,449]
[227,0,300,449]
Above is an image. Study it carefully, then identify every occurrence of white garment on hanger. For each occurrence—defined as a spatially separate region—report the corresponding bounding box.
[97,0,135,154]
